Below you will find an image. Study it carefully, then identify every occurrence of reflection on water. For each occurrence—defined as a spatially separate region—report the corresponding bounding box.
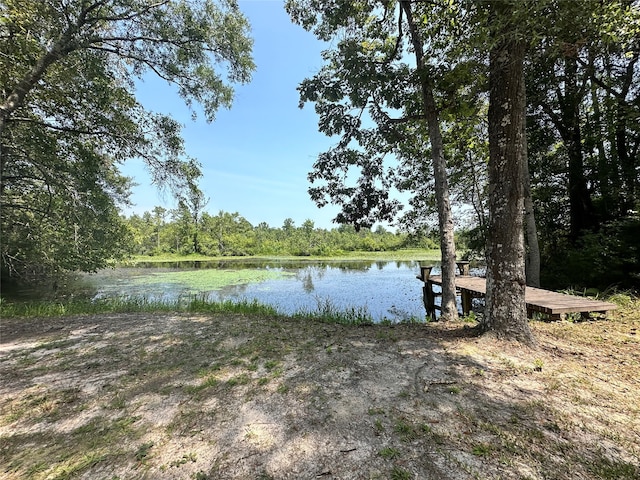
[5,259,484,322]
[300,270,315,293]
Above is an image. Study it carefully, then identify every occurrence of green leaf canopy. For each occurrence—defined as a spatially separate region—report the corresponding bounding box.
[0,0,255,281]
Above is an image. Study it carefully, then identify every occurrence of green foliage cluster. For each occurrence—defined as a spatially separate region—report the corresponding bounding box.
[286,0,640,293]
[541,216,640,290]
[0,0,254,283]
[524,0,640,290]
[123,208,438,258]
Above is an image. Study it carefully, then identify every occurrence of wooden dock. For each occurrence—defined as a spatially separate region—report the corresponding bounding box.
[419,274,617,320]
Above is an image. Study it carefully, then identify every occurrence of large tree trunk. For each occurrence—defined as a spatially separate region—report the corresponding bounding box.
[485,2,534,344]
[402,1,458,320]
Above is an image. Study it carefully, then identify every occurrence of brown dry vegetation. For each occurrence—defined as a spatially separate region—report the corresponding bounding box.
[1,300,639,479]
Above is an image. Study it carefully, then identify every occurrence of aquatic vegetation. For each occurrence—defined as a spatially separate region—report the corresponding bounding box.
[128,268,293,292]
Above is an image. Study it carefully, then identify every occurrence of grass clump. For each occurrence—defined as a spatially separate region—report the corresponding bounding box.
[390,466,412,480]
[472,443,494,457]
[134,442,154,463]
[293,298,375,326]
[378,447,401,459]
[394,420,420,442]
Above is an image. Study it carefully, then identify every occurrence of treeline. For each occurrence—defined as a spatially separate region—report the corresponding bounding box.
[125,208,440,257]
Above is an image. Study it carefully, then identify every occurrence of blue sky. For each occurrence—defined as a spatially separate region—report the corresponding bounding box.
[124,0,343,229]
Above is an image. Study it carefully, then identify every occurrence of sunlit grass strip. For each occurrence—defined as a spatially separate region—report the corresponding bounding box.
[0,295,369,324]
[0,296,281,318]
[124,248,443,264]
[1,295,396,326]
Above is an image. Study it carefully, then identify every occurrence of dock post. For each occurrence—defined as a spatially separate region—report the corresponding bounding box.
[461,289,472,316]
[424,283,437,320]
[456,261,470,276]
[419,265,436,320]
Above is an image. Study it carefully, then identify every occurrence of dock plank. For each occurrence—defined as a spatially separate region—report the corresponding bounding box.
[423,275,617,319]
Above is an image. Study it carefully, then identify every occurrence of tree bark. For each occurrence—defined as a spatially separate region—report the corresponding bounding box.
[485,2,534,344]
[401,1,458,320]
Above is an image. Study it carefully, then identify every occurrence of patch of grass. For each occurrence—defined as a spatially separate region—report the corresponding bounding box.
[106,392,127,410]
[378,447,400,459]
[1,294,384,325]
[184,374,220,396]
[48,452,109,480]
[264,360,280,371]
[293,298,375,326]
[374,419,385,434]
[472,443,494,457]
[375,330,399,342]
[390,466,412,480]
[605,291,636,308]
[394,420,419,442]
[226,373,251,388]
[276,383,290,394]
[532,358,544,372]
[134,442,154,462]
[461,311,478,323]
[187,297,281,316]
[25,461,49,476]
[419,423,432,434]
[9,414,141,479]
[588,454,640,480]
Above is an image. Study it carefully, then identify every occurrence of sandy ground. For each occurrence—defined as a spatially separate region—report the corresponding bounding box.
[1,310,639,479]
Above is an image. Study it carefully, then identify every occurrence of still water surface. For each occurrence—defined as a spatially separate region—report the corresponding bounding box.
[80,260,435,321]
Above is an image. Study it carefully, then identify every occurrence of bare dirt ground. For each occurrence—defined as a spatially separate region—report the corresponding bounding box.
[1,306,639,479]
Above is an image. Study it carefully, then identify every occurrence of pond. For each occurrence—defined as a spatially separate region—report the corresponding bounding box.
[42,259,439,322]
[93,259,430,321]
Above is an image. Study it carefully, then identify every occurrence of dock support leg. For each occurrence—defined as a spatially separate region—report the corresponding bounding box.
[461,289,472,316]
[423,281,436,320]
